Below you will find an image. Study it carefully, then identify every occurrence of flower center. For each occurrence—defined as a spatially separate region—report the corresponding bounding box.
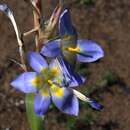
[31,67,60,91]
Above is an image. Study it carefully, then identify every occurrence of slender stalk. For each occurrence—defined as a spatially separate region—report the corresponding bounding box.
[30,0,41,52]
[0,4,27,71]
[23,26,39,36]
[26,94,45,130]
[33,10,40,52]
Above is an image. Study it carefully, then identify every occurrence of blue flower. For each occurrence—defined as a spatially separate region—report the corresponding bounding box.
[41,9,104,65]
[11,52,85,116]
[56,55,86,87]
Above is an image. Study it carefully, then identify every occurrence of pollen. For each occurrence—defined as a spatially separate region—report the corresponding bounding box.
[31,76,42,86]
[51,68,59,76]
[67,47,80,53]
[51,84,64,97]
[47,79,53,85]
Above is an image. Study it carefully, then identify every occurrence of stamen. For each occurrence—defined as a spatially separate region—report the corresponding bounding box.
[67,46,93,58]
[48,80,53,85]
[67,47,80,52]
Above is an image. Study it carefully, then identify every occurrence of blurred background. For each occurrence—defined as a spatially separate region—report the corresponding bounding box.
[0,0,130,130]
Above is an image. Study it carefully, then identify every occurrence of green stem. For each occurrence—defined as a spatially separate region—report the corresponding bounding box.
[25,94,45,130]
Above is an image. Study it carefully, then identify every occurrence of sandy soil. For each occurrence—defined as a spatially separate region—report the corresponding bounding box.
[0,0,130,130]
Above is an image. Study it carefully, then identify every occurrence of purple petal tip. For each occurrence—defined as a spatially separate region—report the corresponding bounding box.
[89,100,103,110]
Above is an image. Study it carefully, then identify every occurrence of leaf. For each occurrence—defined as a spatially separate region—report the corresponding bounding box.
[25,94,45,130]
